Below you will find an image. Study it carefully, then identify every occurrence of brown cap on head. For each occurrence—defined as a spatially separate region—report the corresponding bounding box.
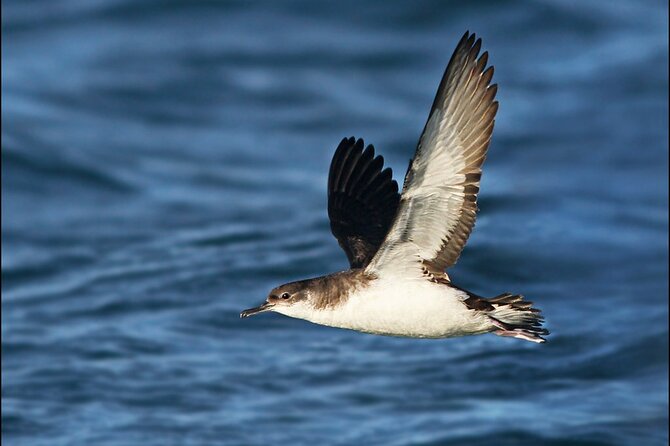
[240,270,371,318]
[240,281,309,318]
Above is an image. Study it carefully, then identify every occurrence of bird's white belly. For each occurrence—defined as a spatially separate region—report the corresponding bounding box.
[305,280,491,338]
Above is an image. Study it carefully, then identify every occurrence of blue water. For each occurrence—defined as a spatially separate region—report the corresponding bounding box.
[2,1,668,445]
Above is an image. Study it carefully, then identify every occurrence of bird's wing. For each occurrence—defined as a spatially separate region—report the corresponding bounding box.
[328,137,400,269]
[366,32,498,277]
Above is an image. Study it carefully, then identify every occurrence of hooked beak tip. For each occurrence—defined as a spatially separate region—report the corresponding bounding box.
[240,302,273,319]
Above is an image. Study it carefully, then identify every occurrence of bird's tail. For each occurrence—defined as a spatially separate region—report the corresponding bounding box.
[485,293,548,343]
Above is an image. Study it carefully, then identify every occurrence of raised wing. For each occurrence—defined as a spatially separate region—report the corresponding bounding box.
[328,137,400,269]
[366,31,498,277]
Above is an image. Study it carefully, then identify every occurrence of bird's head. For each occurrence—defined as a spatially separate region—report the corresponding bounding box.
[240,280,312,319]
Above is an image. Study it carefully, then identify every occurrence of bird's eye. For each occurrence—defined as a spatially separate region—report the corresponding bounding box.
[281,293,290,299]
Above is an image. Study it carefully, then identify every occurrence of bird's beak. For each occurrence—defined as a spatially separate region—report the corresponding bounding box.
[240,301,274,318]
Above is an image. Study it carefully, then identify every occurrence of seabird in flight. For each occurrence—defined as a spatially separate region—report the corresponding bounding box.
[241,31,548,343]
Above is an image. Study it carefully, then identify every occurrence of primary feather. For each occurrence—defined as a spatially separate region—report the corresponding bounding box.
[328,137,400,268]
[367,31,499,277]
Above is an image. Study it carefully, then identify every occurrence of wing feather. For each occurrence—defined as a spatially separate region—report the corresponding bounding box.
[328,137,400,268]
[366,31,498,277]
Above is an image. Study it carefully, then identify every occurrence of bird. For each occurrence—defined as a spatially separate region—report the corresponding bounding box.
[241,31,548,343]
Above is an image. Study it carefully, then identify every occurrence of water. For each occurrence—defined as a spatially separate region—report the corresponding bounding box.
[2,1,668,445]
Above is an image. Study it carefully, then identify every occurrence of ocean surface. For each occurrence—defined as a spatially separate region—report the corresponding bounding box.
[2,1,668,445]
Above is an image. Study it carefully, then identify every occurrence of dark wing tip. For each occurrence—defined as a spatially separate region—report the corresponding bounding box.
[472,37,482,57]
[478,51,489,67]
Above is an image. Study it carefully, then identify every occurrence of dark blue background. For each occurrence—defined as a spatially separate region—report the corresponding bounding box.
[3,1,668,445]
